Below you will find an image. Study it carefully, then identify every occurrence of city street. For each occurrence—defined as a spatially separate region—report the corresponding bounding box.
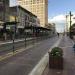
[0,36,58,75]
[0,0,75,75]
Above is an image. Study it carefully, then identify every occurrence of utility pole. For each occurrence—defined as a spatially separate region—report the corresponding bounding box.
[66,15,68,35]
[3,0,6,40]
[12,16,17,53]
[69,11,73,38]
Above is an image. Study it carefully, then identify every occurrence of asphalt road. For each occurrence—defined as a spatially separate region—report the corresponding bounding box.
[0,36,58,75]
[0,37,41,55]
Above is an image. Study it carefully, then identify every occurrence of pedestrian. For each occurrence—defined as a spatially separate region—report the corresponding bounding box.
[73,43,75,52]
[57,33,59,37]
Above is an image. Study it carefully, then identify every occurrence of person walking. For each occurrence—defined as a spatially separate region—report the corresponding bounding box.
[73,35,75,52]
[73,43,75,52]
[57,33,59,37]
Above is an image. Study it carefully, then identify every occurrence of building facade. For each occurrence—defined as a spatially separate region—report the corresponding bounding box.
[10,5,39,28]
[48,23,56,35]
[9,5,40,39]
[0,0,9,22]
[17,0,48,27]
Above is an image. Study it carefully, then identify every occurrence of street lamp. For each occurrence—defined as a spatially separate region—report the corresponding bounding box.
[66,11,73,38]
[69,11,73,38]
[12,16,17,53]
[66,15,68,35]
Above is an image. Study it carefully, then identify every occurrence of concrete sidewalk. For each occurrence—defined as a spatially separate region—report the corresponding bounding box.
[42,36,75,75]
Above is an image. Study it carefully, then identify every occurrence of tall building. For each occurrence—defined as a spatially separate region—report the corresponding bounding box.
[17,0,48,27]
[0,0,9,22]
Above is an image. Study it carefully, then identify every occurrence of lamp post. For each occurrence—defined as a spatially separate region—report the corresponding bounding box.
[66,15,68,35]
[3,0,6,40]
[69,11,73,38]
[12,16,17,53]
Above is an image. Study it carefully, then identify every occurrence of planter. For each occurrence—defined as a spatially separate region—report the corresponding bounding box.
[49,55,63,69]
[49,47,63,69]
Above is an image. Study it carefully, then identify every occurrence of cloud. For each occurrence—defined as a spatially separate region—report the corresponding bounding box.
[48,14,75,33]
[48,14,66,33]
[48,15,66,23]
[10,0,17,6]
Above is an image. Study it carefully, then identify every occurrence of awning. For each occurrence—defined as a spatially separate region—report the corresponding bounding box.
[0,21,4,24]
[0,26,3,28]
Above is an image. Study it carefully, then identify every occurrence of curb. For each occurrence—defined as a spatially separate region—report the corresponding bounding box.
[28,36,62,75]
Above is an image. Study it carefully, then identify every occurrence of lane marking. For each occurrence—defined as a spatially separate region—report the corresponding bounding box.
[0,38,33,45]
[56,71,61,74]
[60,46,73,48]
[0,42,40,61]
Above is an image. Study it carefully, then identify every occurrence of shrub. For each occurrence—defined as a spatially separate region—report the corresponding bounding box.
[50,47,63,57]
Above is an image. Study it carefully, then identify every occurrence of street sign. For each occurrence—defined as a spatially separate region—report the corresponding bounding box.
[10,25,16,32]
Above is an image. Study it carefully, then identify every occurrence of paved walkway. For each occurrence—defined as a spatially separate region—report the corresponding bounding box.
[42,35,75,75]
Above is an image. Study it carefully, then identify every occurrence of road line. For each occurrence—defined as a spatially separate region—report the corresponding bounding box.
[0,42,40,61]
[0,38,33,45]
[60,46,73,48]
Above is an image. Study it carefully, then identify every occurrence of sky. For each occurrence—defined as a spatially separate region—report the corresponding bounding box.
[10,0,17,6]
[48,0,75,32]
[48,0,75,18]
[10,0,75,32]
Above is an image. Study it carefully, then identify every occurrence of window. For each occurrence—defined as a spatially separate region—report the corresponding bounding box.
[33,0,36,4]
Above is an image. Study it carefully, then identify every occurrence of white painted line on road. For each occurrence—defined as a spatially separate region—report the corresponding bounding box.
[28,36,62,75]
[29,53,49,75]
[60,46,73,48]
[0,42,40,61]
[0,38,33,45]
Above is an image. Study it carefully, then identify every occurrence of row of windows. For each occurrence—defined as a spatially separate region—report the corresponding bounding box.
[23,5,44,10]
[19,13,37,26]
[33,0,44,4]
[21,0,44,5]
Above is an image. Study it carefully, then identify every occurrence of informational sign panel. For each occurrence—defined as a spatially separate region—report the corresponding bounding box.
[10,25,16,32]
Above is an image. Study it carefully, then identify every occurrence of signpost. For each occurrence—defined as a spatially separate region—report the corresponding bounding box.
[69,11,73,39]
[12,24,16,53]
[3,20,18,53]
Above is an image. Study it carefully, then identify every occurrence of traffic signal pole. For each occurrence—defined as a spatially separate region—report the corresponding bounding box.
[69,11,72,38]
[70,11,71,38]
